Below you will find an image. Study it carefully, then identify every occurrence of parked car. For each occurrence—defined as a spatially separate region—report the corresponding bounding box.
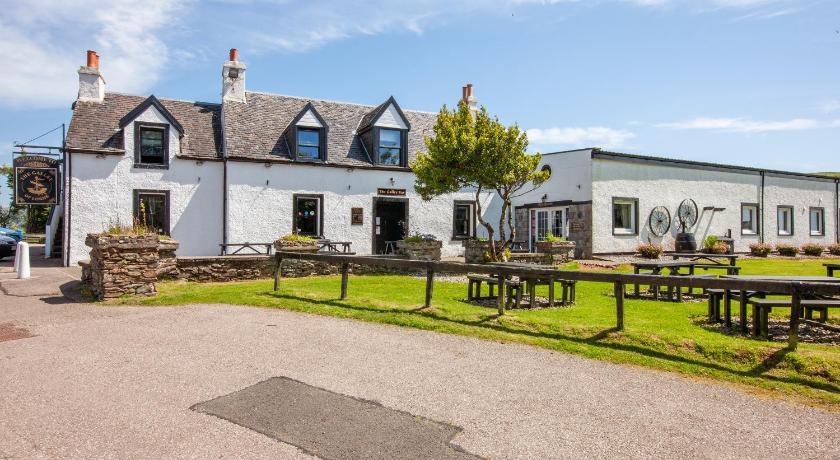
[0,227,24,242]
[0,235,17,260]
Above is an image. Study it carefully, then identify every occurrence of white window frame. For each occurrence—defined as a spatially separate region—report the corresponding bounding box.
[777,206,793,236]
[612,198,638,236]
[810,207,825,236]
[528,207,568,249]
[741,203,759,236]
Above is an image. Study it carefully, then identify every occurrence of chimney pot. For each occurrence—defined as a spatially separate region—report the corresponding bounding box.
[229,48,239,62]
[86,50,98,68]
[466,83,473,97]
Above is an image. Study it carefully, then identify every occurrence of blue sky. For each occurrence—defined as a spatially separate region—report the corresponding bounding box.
[1,0,838,203]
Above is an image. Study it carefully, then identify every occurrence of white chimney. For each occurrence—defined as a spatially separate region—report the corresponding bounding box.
[77,50,104,103]
[222,48,246,103]
[461,83,477,111]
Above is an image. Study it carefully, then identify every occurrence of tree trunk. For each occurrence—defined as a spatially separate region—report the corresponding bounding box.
[474,187,497,261]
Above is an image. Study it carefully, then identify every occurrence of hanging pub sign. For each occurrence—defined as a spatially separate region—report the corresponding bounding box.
[14,155,59,205]
[377,188,406,197]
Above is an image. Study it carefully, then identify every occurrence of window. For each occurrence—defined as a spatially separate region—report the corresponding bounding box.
[377,128,403,166]
[741,203,758,235]
[293,195,322,237]
[612,198,638,235]
[135,123,168,166]
[810,207,825,236]
[453,201,475,239]
[777,206,793,236]
[297,128,321,160]
[133,190,169,235]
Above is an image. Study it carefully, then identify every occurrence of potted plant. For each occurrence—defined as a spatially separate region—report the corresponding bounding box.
[702,235,728,254]
[463,237,491,264]
[398,233,442,261]
[801,243,824,257]
[776,243,797,257]
[637,242,663,259]
[274,234,319,253]
[535,234,576,263]
[748,243,772,257]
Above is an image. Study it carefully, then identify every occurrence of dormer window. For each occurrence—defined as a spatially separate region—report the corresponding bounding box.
[377,128,403,166]
[297,128,321,160]
[134,122,170,168]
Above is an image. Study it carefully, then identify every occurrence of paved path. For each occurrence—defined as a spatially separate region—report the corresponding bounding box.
[1,264,839,458]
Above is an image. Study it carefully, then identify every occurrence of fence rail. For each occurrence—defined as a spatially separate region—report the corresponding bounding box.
[273,251,840,349]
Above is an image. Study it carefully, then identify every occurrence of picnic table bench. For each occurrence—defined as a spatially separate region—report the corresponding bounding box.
[475,262,577,308]
[668,252,740,275]
[749,298,840,338]
[825,263,840,278]
[219,242,273,256]
[630,260,697,302]
[317,240,353,253]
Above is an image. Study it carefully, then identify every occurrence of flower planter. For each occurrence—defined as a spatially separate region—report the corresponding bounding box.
[398,240,442,261]
[535,240,576,264]
[273,238,319,253]
[84,233,161,300]
[463,239,491,264]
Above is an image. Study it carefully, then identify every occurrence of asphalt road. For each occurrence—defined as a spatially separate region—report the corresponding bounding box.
[1,264,839,458]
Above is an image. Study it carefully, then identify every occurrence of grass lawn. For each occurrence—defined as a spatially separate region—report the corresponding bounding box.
[118,258,840,410]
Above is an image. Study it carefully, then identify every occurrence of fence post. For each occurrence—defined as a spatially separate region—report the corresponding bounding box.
[497,273,506,315]
[614,281,624,330]
[424,265,435,308]
[273,256,283,291]
[788,283,801,350]
[340,263,349,299]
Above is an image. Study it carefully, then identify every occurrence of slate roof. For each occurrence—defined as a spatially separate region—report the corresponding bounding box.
[65,93,222,159]
[66,91,437,167]
[222,92,436,167]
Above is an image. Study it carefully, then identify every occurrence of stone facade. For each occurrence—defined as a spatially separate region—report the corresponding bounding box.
[397,240,442,261]
[84,234,161,300]
[535,240,577,264]
[157,239,180,278]
[173,256,275,282]
[566,203,592,259]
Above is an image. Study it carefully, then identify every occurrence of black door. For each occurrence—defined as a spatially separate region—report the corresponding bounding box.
[373,199,407,254]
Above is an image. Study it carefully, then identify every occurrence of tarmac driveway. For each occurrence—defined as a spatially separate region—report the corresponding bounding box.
[1,265,839,458]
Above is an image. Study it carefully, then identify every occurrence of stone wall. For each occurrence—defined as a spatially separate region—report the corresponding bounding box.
[84,234,161,300]
[173,256,275,282]
[566,203,592,259]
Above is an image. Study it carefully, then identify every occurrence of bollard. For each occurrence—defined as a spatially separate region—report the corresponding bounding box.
[17,242,30,279]
[13,242,21,272]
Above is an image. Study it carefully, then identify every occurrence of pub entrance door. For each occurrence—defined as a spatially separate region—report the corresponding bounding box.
[373,198,408,254]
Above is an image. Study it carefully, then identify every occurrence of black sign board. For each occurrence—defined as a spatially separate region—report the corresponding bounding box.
[377,188,406,197]
[351,207,364,225]
[14,155,59,205]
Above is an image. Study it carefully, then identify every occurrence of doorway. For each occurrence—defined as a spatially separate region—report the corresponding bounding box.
[373,198,408,254]
[529,207,567,251]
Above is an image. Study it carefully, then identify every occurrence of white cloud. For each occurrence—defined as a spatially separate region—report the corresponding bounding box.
[656,117,839,133]
[0,0,189,108]
[820,100,840,114]
[526,126,636,148]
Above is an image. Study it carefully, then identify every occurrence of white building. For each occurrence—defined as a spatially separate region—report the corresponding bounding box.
[513,148,839,257]
[62,49,498,265]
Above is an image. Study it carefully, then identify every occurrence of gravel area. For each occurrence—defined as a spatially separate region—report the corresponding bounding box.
[1,265,839,458]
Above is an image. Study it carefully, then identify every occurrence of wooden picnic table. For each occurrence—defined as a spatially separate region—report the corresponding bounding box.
[668,252,740,275]
[219,242,273,256]
[630,260,697,302]
[484,261,576,308]
[825,263,840,278]
[719,275,840,336]
[318,240,353,253]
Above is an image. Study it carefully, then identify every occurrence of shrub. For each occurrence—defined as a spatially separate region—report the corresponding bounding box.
[828,244,840,256]
[749,243,772,257]
[280,234,315,242]
[801,243,824,257]
[543,233,566,243]
[776,243,797,257]
[703,235,718,249]
[404,233,438,243]
[637,243,663,259]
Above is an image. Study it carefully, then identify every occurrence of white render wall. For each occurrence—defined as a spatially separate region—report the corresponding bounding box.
[68,105,223,264]
[226,162,498,257]
[591,158,837,253]
[511,149,594,206]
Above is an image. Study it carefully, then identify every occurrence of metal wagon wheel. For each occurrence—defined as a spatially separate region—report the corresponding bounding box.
[677,199,698,231]
[648,206,671,237]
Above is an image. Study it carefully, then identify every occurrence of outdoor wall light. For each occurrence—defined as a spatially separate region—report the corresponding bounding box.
[541,193,548,202]
[389,177,395,185]
[265,179,269,186]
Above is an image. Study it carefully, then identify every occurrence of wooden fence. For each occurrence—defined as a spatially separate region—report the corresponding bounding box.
[273,251,840,349]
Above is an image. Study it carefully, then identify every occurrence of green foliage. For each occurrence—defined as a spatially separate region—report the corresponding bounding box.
[411,102,548,260]
[281,234,315,242]
[403,232,437,243]
[828,244,840,256]
[749,243,772,257]
[703,235,718,249]
[637,242,663,259]
[801,243,824,257]
[543,233,566,243]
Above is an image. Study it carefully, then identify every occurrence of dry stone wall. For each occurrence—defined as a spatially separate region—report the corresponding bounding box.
[84,234,161,300]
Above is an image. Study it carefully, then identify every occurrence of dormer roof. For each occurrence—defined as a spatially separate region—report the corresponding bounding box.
[358,96,411,132]
[118,95,185,133]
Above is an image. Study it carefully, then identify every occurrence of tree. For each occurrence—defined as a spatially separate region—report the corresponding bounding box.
[412,102,548,260]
